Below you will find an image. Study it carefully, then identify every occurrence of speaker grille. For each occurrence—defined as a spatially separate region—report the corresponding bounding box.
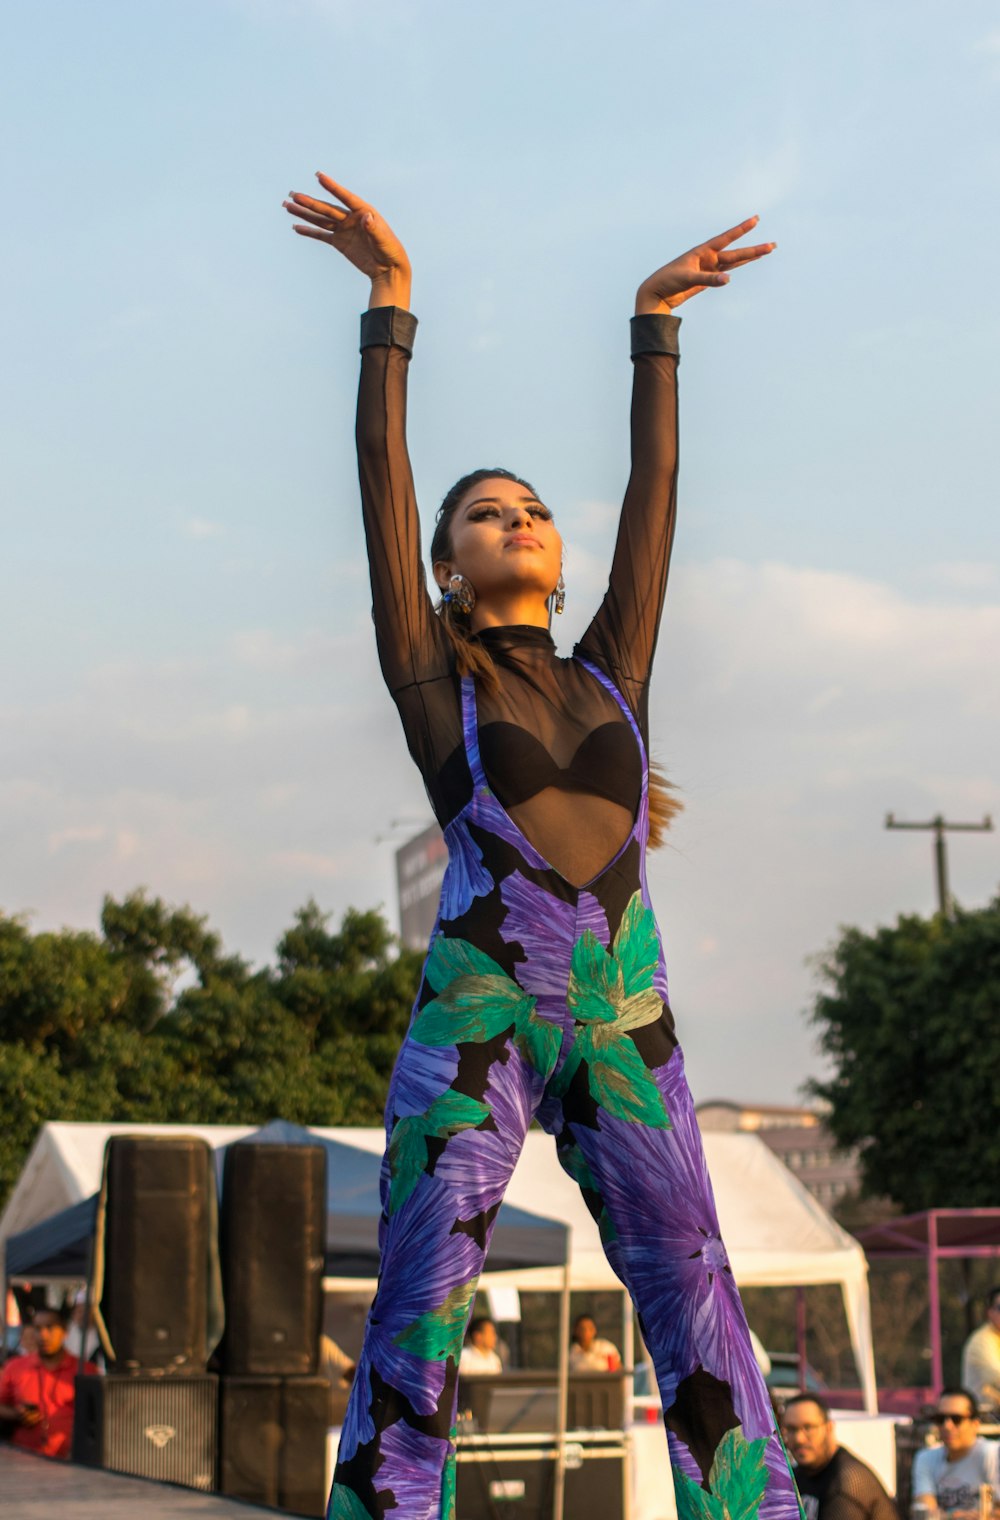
[73,1373,218,1490]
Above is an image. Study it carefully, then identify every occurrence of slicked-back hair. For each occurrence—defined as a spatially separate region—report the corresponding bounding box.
[937,1388,979,1419]
[782,1393,832,1423]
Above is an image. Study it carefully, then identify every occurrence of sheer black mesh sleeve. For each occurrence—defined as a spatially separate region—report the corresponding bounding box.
[575,312,681,743]
[356,308,461,788]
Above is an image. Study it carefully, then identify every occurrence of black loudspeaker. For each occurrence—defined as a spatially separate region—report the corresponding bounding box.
[100,1136,215,1374]
[72,1372,218,1490]
[219,1376,328,1517]
[220,1142,326,1376]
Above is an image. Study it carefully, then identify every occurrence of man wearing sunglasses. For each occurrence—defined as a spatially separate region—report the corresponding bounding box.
[911,1389,1000,1516]
[782,1394,898,1520]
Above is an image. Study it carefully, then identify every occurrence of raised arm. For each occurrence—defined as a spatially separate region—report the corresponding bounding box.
[284,176,448,699]
[577,216,775,737]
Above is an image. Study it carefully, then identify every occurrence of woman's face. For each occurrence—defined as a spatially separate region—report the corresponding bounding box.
[433,476,563,608]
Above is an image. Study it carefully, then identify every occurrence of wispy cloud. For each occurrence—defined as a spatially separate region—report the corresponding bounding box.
[183,518,225,540]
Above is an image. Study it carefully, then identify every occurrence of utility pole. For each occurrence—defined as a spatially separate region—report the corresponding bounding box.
[884,813,994,917]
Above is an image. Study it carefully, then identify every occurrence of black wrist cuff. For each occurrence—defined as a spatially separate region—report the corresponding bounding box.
[360,307,418,355]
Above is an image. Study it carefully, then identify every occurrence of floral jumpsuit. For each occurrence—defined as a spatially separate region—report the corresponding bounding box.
[328,306,803,1520]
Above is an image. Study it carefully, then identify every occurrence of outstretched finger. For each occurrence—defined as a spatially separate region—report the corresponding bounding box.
[705,215,761,251]
[291,225,342,247]
[315,173,369,211]
[717,240,776,268]
[283,201,344,231]
[287,192,348,221]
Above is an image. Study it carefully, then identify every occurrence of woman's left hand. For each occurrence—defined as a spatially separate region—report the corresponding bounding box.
[636,216,775,314]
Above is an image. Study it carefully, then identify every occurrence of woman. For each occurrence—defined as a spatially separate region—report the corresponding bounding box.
[285,178,799,1520]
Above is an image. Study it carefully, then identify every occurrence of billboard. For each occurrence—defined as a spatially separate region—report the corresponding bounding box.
[395,822,447,950]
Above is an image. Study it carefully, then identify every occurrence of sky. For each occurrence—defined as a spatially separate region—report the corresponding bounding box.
[1,0,997,1104]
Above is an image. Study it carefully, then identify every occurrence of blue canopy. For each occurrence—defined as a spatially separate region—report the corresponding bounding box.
[5,1122,568,1280]
[5,1193,97,1279]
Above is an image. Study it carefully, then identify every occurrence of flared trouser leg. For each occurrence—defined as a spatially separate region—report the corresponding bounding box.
[328,1030,540,1520]
[555,1039,803,1520]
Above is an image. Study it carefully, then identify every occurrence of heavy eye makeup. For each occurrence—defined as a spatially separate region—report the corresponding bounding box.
[466,501,553,523]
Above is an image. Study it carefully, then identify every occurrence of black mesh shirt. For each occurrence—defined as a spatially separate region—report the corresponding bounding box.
[795,1447,900,1520]
[356,306,681,889]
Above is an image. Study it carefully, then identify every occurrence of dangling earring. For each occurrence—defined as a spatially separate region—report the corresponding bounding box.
[444,573,476,615]
[553,569,566,616]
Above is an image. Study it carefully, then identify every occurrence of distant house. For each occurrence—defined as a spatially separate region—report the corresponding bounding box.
[697,1100,860,1210]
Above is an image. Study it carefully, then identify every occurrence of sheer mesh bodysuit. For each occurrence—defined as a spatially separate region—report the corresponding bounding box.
[356,305,680,885]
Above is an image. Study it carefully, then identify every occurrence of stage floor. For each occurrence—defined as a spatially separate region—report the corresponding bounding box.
[0,1445,286,1518]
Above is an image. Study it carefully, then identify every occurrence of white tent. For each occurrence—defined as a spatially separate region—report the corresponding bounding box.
[0,1120,877,1411]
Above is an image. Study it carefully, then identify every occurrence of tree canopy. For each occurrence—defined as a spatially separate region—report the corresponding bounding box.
[0,893,423,1209]
[809,892,1000,1212]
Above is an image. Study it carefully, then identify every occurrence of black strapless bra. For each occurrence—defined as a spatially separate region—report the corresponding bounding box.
[478,720,641,812]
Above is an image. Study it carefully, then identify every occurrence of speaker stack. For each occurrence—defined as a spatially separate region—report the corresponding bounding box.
[72,1135,220,1491]
[217,1141,329,1519]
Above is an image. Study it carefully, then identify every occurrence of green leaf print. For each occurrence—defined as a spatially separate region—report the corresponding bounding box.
[441,1445,457,1520]
[708,1427,770,1520]
[512,1006,561,1079]
[387,1092,491,1215]
[394,1278,478,1362]
[411,974,534,1047]
[673,1426,770,1520]
[674,1471,725,1520]
[612,891,661,995]
[387,1116,432,1215]
[567,931,622,1023]
[328,1485,376,1520]
[559,891,672,1124]
[585,1032,671,1129]
[426,933,507,992]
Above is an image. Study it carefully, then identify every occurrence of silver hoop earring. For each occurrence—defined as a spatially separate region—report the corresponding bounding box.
[553,571,566,616]
[444,573,476,615]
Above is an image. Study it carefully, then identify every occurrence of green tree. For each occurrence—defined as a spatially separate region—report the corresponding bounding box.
[809,893,1000,1212]
[0,893,424,1208]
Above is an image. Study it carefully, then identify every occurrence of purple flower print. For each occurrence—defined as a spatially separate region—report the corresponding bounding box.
[386,1039,461,1120]
[432,1044,534,1218]
[499,870,608,1021]
[467,787,550,871]
[338,1172,483,1463]
[439,816,493,921]
[571,1047,774,1439]
[374,1417,453,1519]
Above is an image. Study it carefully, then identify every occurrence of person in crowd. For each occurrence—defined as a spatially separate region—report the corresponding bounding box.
[782,1394,898,1520]
[911,1388,1000,1515]
[64,1291,101,1365]
[569,1314,622,1372]
[961,1289,1000,1415]
[459,1318,503,1376]
[0,1306,97,1459]
[318,1332,357,1426]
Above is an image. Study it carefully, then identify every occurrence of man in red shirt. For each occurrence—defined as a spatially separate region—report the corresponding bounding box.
[0,1306,97,1459]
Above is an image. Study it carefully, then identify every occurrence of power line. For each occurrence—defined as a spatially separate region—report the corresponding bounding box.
[884,812,994,916]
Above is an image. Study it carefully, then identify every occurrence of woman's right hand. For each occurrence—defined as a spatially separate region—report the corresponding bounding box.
[284,175,411,309]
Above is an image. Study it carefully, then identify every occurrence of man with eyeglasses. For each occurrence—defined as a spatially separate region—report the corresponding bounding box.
[911,1389,1000,1516]
[782,1394,898,1520]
